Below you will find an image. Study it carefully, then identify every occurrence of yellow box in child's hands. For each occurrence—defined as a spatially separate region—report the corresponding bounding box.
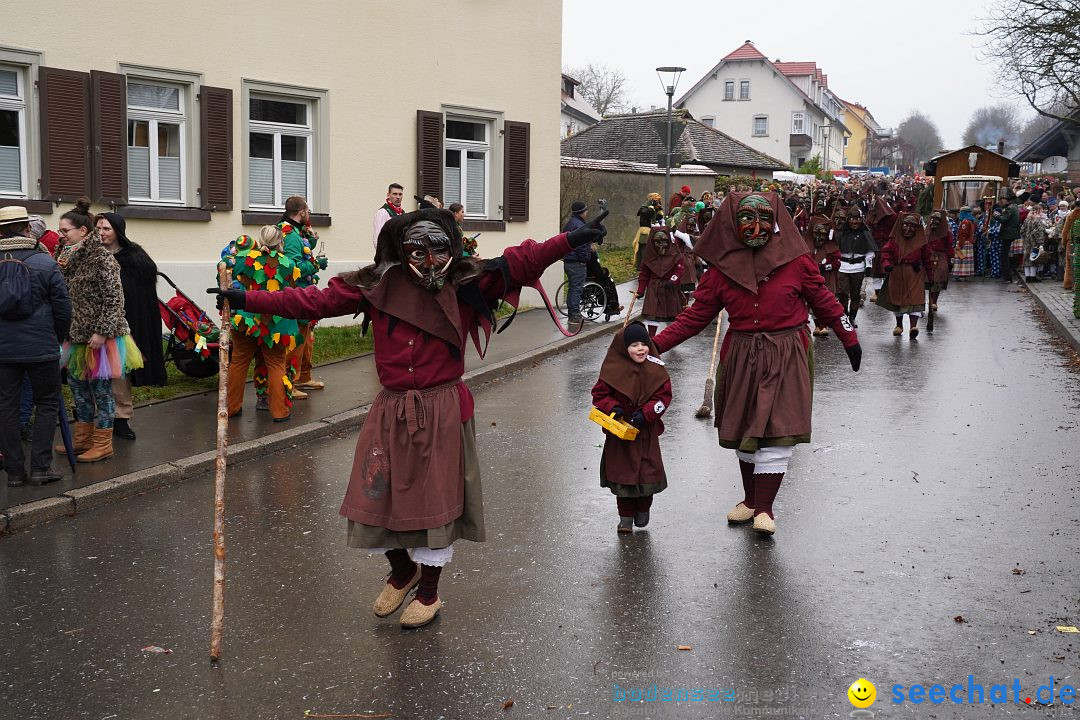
[588,407,639,441]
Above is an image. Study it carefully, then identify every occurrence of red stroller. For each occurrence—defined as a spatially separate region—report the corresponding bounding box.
[157,272,221,378]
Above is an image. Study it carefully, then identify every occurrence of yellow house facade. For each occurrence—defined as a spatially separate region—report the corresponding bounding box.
[839,100,879,168]
[0,1,563,302]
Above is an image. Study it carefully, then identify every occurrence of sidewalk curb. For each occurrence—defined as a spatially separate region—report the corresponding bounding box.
[0,317,623,534]
[1027,284,1080,356]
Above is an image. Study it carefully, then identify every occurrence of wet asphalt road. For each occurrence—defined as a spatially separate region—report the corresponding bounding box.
[1,279,1079,720]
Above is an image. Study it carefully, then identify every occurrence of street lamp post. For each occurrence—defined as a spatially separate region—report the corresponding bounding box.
[822,124,831,175]
[656,66,686,208]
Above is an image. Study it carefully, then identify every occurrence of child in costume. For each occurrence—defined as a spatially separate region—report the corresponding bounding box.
[591,322,671,533]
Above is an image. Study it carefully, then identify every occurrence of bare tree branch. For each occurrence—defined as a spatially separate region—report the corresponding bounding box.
[563,64,628,117]
[976,0,1080,125]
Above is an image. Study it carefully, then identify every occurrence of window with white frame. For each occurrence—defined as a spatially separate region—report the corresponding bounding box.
[0,64,27,197]
[752,115,768,137]
[127,81,186,204]
[701,116,715,129]
[723,81,734,101]
[739,80,750,100]
[444,116,490,217]
[791,112,805,135]
[248,95,313,209]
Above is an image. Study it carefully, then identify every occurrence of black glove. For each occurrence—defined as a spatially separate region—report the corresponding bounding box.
[610,406,624,419]
[566,209,609,247]
[845,343,862,372]
[911,262,921,273]
[628,409,646,430]
[206,287,246,312]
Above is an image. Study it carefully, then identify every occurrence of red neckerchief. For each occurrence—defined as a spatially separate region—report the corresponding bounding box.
[383,199,403,216]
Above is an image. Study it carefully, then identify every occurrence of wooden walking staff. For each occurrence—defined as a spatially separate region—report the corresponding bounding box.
[622,291,638,328]
[695,311,725,418]
[210,266,232,662]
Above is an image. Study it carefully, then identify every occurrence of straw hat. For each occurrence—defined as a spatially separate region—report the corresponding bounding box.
[0,205,30,226]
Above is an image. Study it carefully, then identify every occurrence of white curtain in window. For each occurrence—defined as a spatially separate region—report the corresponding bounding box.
[128,146,151,198]
[0,70,17,97]
[159,156,181,200]
[445,167,461,205]
[249,157,274,205]
[281,159,307,199]
[0,145,19,191]
[128,83,179,111]
[466,153,485,214]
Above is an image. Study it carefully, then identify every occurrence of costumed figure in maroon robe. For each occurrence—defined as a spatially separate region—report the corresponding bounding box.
[924,209,954,311]
[209,208,606,628]
[591,321,672,533]
[674,203,705,295]
[876,211,933,339]
[866,195,897,301]
[636,226,688,336]
[651,192,862,536]
[803,215,840,336]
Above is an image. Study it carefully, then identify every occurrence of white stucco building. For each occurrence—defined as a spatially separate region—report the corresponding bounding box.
[676,41,849,172]
[0,1,564,303]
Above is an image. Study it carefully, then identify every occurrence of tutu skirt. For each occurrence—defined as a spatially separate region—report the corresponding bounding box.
[63,335,144,380]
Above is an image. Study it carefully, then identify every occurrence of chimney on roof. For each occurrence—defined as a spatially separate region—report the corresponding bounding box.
[996,140,1006,155]
[745,39,753,44]
[631,107,637,114]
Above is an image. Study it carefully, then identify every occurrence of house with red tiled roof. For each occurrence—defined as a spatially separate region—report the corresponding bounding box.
[675,40,850,172]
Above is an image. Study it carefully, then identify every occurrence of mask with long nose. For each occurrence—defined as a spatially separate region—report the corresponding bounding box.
[402,220,454,290]
[735,194,775,248]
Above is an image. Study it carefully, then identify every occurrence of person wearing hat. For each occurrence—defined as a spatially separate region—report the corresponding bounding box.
[634,193,664,270]
[0,206,71,489]
[591,321,671,533]
[562,200,591,324]
[96,212,167,440]
[16,215,63,438]
[996,193,1021,283]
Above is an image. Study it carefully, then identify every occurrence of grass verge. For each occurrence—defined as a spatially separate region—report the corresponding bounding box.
[598,243,637,284]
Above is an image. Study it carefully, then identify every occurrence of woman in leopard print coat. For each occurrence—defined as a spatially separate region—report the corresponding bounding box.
[55,199,142,462]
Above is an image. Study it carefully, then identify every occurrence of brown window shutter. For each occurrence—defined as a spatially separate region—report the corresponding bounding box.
[503,120,530,222]
[38,67,91,202]
[416,110,443,199]
[200,86,233,211]
[90,70,128,205]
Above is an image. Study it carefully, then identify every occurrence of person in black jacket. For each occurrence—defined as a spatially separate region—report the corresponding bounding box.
[562,201,590,323]
[0,206,72,491]
[96,213,167,440]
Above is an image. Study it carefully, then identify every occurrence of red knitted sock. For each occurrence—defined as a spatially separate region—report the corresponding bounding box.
[752,473,784,518]
[384,549,417,589]
[616,497,636,517]
[739,460,756,509]
[415,564,442,605]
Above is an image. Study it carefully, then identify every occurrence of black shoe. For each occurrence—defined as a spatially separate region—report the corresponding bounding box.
[569,315,583,324]
[634,511,650,528]
[113,418,136,440]
[617,517,633,533]
[272,414,291,423]
[6,472,27,488]
[29,469,63,486]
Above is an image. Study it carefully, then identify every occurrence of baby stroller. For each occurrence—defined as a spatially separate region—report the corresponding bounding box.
[157,272,221,378]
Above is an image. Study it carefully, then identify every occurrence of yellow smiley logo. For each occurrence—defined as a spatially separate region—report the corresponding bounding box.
[848,678,876,708]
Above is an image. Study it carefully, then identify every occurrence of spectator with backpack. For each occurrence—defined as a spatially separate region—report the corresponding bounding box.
[0,206,71,491]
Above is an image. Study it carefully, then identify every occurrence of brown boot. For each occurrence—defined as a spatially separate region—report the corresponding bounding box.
[77,427,113,463]
[57,421,93,455]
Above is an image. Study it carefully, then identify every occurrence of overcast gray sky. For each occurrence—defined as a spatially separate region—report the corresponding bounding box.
[562,0,1027,148]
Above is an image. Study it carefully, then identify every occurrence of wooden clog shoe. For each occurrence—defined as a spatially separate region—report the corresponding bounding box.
[400,597,442,628]
[726,502,755,524]
[373,567,421,617]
